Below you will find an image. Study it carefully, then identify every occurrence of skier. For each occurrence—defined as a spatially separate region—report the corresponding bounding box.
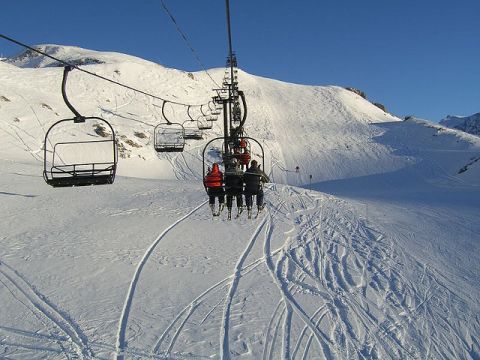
[243,159,270,218]
[204,162,225,216]
[224,158,244,220]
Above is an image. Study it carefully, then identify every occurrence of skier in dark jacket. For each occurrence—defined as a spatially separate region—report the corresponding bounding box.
[224,159,244,220]
[243,159,269,218]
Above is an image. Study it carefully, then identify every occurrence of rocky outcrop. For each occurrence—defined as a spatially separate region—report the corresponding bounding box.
[373,102,387,112]
[345,87,367,99]
[440,113,480,136]
[345,87,389,113]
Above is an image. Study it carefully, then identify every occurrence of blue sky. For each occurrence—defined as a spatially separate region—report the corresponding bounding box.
[1,0,479,121]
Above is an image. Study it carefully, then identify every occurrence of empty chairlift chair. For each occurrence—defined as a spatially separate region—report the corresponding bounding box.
[43,66,118,187]
[197,116,214,130]
[200,103,217,124]
[209,100,221,116]
[154,101,186,152]
[196,104,215,130]
[183,120,203,140]
[183,106,203,139]
[154,122,185,152]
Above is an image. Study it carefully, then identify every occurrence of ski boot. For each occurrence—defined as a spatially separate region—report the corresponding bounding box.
[227,208,232,220]
[210,204,216,216]
[247,206,252,219]
[236,206,244,218]
[255,204,265,219]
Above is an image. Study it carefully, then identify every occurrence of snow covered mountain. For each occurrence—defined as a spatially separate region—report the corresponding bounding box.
[440,112,480,137]
[4,44,155,68]
[1,45,479,359]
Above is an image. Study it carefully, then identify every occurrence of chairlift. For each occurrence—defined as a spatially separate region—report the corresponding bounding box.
[197,116,213,130]
[183,121,203,140]
[154,101,185,152]
[208,101,221,116]
[202,136,265,180]
[213,96,224,110]
[181,106,203,139]
[154,123,185,152]
[43,66,118,187]
[199,104,216,126]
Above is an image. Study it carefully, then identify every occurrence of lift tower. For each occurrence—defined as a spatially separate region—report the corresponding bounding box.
[214,0,247,165]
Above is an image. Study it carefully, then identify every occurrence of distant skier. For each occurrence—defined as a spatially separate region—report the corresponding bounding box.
[224,158,244,220]
[204,162,225,216]
[243,159,270,218]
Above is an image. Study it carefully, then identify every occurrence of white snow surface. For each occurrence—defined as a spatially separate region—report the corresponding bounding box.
[1,45,479,359]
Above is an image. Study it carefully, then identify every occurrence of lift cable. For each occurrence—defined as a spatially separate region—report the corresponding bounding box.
[159,0,220,89]
[0,33,214,108]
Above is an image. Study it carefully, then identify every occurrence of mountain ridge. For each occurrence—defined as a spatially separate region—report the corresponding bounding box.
[440,112,480,137]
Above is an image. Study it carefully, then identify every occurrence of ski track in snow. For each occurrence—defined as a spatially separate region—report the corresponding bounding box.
[0,178,477,359]
[115,201,207,360]
[260,185,479,359]
[0,259,92,359]
[220,215,268,360]
[263,207,332,359]
[152,233,285,358]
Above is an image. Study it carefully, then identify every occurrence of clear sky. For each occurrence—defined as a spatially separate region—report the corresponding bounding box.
[1,0,479,121]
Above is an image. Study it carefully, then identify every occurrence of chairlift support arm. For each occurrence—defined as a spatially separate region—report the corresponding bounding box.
[187,105,195,122]
[162,101,172,125]
[200,104,208,117]
[62,66,84,122]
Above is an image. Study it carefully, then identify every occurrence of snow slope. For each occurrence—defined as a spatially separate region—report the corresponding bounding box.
[2,45,404,184]
[1,46,479,359]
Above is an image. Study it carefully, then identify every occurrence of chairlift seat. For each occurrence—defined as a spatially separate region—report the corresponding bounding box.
[46,174,115,187]
[44,163,116,187]
[154,143,185,152]
[184,129,203,140]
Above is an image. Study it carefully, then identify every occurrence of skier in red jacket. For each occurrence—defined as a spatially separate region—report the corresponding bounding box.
[204,162,225,216]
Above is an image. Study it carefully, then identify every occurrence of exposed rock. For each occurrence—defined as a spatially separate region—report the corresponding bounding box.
[345,87,366,99]
[41,103,53,111]
[93,123,109,137]
[373,102,387,112]
[134,131,147,139]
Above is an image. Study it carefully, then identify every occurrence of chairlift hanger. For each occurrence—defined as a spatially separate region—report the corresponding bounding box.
[43,66,118,187]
